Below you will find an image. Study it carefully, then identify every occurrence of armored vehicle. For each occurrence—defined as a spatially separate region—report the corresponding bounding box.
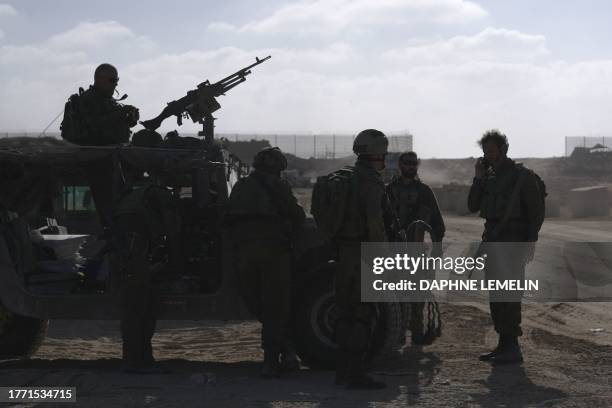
[0,141,404,368]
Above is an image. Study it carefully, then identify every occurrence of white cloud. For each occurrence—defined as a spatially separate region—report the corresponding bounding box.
[0,28,4,40]
[47,21,155,51]
[222,0,487,35]
[0,44,87,65]
[208,22,237,32]
[0,21,156,69]
[0,4,17,17]
[383,27,549,64]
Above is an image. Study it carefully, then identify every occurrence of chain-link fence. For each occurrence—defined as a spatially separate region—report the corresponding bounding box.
[565,136,612,157]
[220,133,413,159]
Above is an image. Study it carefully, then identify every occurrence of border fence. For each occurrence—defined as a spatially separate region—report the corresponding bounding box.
[565,136,612,157]
[2,132,413,159]
[221,133,413,159]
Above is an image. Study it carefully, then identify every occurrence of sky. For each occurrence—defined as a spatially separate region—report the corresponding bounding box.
[2,0,612,158]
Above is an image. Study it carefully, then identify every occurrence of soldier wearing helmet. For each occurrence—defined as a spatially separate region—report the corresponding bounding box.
[225,147,305,378]
[333,129,388,390]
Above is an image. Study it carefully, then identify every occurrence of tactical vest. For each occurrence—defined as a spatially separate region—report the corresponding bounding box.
[61,87,130,146]
[387,179,432,228]
[479,165,523,220]
[335,164,384,240]
[226,174,284,221]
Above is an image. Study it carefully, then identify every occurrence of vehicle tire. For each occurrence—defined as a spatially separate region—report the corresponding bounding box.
[367,302,403,362]
[292,272,338,369]
[292,269,404,369]
[0,303,48,359]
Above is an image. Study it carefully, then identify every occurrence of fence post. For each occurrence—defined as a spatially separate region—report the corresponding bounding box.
[332,134,336,159]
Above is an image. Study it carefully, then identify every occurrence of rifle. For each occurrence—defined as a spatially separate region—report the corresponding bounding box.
[141,56,271,142]
[385,191,433,243]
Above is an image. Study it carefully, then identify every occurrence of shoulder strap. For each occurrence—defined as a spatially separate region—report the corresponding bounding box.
[485,166,528,241]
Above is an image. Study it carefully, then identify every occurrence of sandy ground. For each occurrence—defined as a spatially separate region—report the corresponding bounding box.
[2,216,612,407]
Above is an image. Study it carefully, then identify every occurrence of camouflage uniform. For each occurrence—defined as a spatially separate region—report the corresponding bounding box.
[334,159,387,384]
[113,181,181,371]
[225,167,305,365]
[468,158,544,338]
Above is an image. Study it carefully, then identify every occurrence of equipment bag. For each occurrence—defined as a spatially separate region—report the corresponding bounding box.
[311,166,355,239]
[60,88,89,144]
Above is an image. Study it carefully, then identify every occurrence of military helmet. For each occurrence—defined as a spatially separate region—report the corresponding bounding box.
[353,129,389,155]
[131,129,162,148]
[252,147,288,173]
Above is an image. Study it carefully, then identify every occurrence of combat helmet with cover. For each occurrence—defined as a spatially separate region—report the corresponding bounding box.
[352,128,389,156]
[131,129,163,148]
[312,129,388,240]
[252,147,288,174]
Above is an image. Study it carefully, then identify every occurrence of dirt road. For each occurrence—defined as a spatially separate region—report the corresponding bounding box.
[1,216,612,407]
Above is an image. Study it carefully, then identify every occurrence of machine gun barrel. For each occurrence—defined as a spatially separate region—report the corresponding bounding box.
[213,55,271,90]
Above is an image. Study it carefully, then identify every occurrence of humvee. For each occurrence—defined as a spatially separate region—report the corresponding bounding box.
[0,141,404,368]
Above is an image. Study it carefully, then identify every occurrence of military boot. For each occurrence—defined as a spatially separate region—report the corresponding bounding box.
[490,336,523,365]
[280,350,300,372]
[261,350,281,378]
[345,353,386,390]
[479,335,504,362]
[346,374,387,390]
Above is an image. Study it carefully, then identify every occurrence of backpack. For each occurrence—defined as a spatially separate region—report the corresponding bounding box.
[517,164,547,217]
[531,169,547,205]
[60,88,89,144]
[487,164,547,241]
[526,166,547,231]
[311,166,354,239]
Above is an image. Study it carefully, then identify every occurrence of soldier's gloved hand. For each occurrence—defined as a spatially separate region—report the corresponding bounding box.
[122,105,140,127]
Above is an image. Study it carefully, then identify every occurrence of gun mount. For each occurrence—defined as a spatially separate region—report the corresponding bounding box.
[141,56,271,144]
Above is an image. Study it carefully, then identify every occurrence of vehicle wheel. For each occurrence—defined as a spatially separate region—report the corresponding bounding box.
[367,302,403,362]
[292,273,338,369]
[0,302,48,359]
[292,271,404,369]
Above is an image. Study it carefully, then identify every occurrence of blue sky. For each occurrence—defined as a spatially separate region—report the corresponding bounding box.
[2,0,612,157]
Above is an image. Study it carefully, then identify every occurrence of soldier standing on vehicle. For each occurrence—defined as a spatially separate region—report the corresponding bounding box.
[60,63,140,228]
[225,147,306,378]
[61,63,139,146]
[385,151,445,345]
[112,163,182,374]
[333,129,388,390]
[468,129,545,365]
